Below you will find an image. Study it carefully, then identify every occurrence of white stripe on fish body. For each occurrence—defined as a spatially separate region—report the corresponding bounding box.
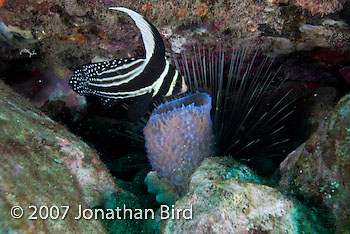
[88,68,144,87]
[165,69,179,97]
[82,58,144,80]
[87,62,147,87]
[83,57,137,71]
[92,82,153,99]
[109,7,155,60]
[91,59,171,98]
[151,59,170,97]
[95,58,145,77]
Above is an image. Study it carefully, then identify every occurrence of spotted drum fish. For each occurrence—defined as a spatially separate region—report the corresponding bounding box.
[69,7,187,120]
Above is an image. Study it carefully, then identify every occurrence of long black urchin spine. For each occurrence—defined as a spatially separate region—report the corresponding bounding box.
[174,45,295,159]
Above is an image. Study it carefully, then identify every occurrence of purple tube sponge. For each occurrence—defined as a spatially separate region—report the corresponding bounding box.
[143,92,214,195]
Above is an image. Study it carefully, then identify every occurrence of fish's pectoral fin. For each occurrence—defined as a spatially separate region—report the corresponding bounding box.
[127,93,154,122]
[98,97,119,109]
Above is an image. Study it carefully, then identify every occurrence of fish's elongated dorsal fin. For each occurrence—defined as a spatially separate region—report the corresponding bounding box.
[109,7,165,60]
[69,7,188,121]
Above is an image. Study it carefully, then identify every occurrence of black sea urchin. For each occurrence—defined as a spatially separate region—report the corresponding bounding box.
[173,46,295,160]
[123,46,295,163]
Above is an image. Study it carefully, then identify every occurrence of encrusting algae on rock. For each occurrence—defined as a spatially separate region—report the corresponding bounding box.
[0,81,137,233]
[279,92,350,233]
[295,0,345,15]
[161,157,329,233]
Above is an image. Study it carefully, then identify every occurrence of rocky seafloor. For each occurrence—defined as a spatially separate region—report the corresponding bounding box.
[1,0,350,233]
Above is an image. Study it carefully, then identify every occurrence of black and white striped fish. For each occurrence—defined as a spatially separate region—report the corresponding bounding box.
[69,7,187,120]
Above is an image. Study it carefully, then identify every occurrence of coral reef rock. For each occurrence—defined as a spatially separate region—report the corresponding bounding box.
[295,0,345,15]
[279,92,350,233]
[144,171,179,206]
[0,21,38,48]
[0,81,121,233]
[1,0,350,80]
[162,157,326,233]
